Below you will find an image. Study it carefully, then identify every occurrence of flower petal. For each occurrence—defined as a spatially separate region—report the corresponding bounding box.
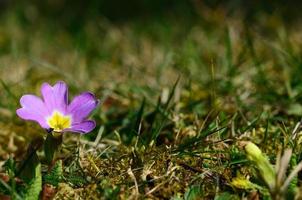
[67,92,99,123]
[41,81,68,114]
[16,95,49,128]
[66,120,96,134]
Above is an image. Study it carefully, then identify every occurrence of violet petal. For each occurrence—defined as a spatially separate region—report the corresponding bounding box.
[41,81,68,114]
[67,92,99,123]
[16,95,49,128]
[66,120,96,134]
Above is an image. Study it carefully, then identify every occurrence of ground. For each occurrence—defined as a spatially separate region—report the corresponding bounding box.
[1,2,302,200]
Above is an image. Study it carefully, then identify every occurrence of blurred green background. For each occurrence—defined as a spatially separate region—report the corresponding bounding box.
[0,0,302,141]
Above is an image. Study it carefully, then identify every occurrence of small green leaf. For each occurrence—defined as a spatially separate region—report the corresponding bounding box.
[17,137,43,183]
[244,142,276,189]
[44,133,63,164]
[230,175,265,192]
[44,160,63,186]
[184,185,202,200]
[65,174,87,187]
[3,156,16,176]
[214,192,240,200]
[24,163,42,200]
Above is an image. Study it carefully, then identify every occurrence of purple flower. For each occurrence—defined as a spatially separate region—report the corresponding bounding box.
[16,81,100,134]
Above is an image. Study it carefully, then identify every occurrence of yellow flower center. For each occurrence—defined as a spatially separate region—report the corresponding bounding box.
[47,111,71,132]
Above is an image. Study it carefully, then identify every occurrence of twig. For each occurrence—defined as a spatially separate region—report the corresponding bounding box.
[127,167,139,200]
